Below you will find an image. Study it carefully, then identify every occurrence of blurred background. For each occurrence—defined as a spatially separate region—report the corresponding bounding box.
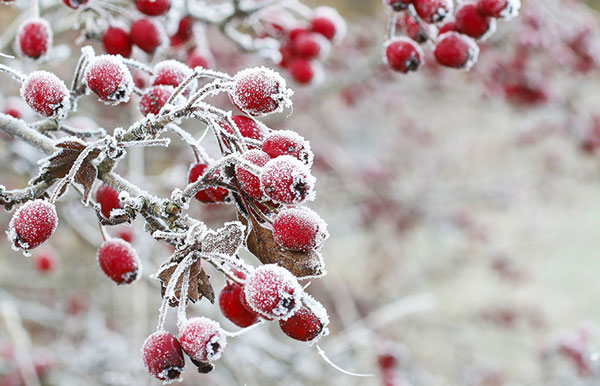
[2,0,600,385]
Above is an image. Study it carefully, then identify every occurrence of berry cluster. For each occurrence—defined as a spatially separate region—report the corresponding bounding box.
[383,0,521,73]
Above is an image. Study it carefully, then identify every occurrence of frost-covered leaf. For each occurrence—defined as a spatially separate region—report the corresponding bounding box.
[156,253,214,306]
[201,221,245,257]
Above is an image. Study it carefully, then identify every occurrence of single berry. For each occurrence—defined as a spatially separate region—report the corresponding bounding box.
[384,0,414,11]
[130,18,164,54]
[260,156,315,205]
[16,18,52,60]
[384,37,424,74]
[188,163,229,203]
[219,276,260,328]
[97,238,140,284]
[455,3,496,40]
[179,317,227,363]
[438,20,458,34]
[226,115,266,145]
[289,59,315,84]
[34,250,58,273]
[292,32,324,59]
[310,7,346,42]
[434,32,479,70]
[261,130,313,167]
[186,49,211,69]
[139,85,177,116]
[152,60,196,96]
[142,331,185,383]
[273,207,329,252]
[476,0,520,19]
[20,71,70,118]
[398,13,432,44]
[84,55,133,105]
[62,0,88,9]
[8,200,58,251]
[413,0,453,24]
[96,183,122,218]
[102,27,132,58]
[279,302,328,342]
[235,150,271,200]
[135,0,170,16]
[171,16,195,46]
[243,264,301,320]
[229,67,293,116]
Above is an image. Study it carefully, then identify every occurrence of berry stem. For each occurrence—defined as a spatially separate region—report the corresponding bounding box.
[98,222,108,242]
[176,268,190,328]
[407,4,436,43]
[0,64,27,83]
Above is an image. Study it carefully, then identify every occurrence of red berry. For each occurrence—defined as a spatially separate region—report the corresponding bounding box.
[227,115,266,144]
[186,49,211,69]
[384,37,424,74]
[289,59,315,84]
[142,331,185,382]
[116,228,134,243]
[62,0,88,9]
[413,0,453,24]
[139,85,176,116]
[219,278,260,328]
[455,3,496,40]
[229,67,293,116]
[152,60,196,96]
[242,264,301,319]
[34,250,58,273]
[188,163,229,203]
[293,32,324,59]
[260,156,315,205]
[102,27,132,58]
[235,150,271,200]
[16,18,52,60]
[84,55,133,105]
[131,18,165,54]
[310,7,345,42]
[261,130,313,167]
[438,20,458,34]
[273,207,328,252]
[135,0,170,16]
[398,13,432,44]
[8,200,58,251]
[171,16,195,46]
[20,71,70,118]
[279,301,328,342]
[384,0,414,11]
[97,238,140,284]
[179,317,226,363]
[477,0,520,19]
[434,32,479,70]
[96,183,122,218]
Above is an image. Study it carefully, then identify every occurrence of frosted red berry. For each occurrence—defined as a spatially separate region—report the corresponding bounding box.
[438,20,458,34]
[273,207,328,252]
[96,183,122,218]
[142,331,185,383]
[219,277,260,328]
[97,238,140,284]
[399,13,431,44]
[261,130,313,167]
[384,37,424,74]
[131,19,164,54]
[434,32,479,70]
[289,59,315,84]
[102,27,132,58]
[84,55,133,105]
[413,0,453,24]
[62,0,88,9]
[260,156,315,205]
[235,150,271,200]
[243,264,301,320]
[477,0,520,19]
[188,163,229,203]
[293,33,323,59]
[20,71,70,118]
[455,3,496,40]
[34,250,58,273]
[8,200,58,251]
[179,317,227,363]
[227,115,266,144]
[186,49,210,69]
[229,67,293,116]
[16,18,52,60]
[171,16,194,46]
[135,0,170,16]
[385,0,414,11]
[279,307,325,342]
[152,60,195,96]
[139,85,175,116]
[310,7,345,42]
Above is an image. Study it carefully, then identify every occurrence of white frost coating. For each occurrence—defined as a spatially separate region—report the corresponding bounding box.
[243,264,302,320]
[478,18,497,42]
[264,129,314,167]
[152,60,197,96]
[15,17,53,61]
[313,6,347,43]
[230,66,294,116]
[260,155,316,205]
[179,317,227,362]
[7,199,58,253]
[499,0,521,20]
[274,206,329,251]
[84,55,134,105]
[20,71,70,119]
[97,238,142,284]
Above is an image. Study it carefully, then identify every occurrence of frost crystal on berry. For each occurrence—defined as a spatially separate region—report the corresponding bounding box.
[7,200,58,252]
[229,67,293,116]
[455,3,497,41]
[279,294,329,343]
[261,130,314,167]
[243,264,302,320]
[16,18,53,60]
[273,207,329,252]
[139,85,181,116]
[152,60,196,96]
[142,331,185,383]
[20,71,70,118]
[434,32,480,71]
[84,55,133,105]
[179,317,227,363]
[384,37,424,74]
[235,150,271,200]
[413,0,453,24]
[260,156,316,205]
[97,238,141,284]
